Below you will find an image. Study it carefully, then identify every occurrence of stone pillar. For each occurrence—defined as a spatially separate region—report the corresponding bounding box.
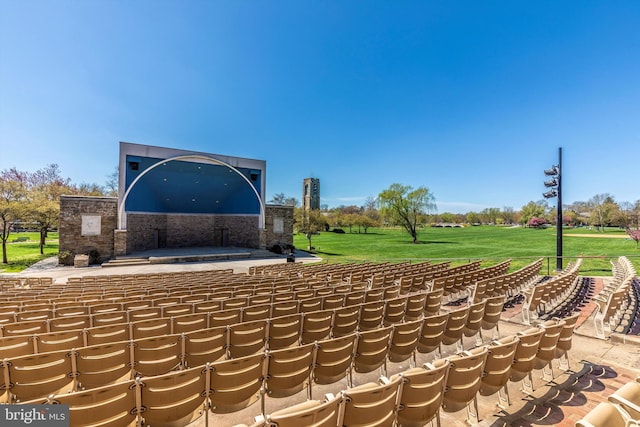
[114,229,128,256]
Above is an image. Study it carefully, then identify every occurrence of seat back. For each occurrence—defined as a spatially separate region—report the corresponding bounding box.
[268,314,302,350]
[265,343,315,398]
[353,326,393,374]
[266,394,343,427]
[509,328,544,382]
[417,312,449,356]
[341,375,403,427]
[393,358,450,427]
[228,320,268,359]
[442,347,488,414]
[312,334,356,386]
[209,352,266,414]
[479,335,519,396]
[139,365,208,427]
[388,319,422,363]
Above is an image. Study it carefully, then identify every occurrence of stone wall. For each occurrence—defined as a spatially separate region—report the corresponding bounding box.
[59,196,118,265]
[125,213,260,252]
[263,204,294,250]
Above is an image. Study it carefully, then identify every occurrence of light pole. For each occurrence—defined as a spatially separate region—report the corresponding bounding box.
[543,147,563,271]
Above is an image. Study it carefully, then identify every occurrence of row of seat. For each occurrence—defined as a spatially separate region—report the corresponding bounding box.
[0,282,434,338]
[0,279,391,325]
[430,259,511,299]
[0,288,447,359]
[469,258,544,303]
[0,296,506,404]
[17,311,580,427]
[577,374,640,426]
[521,259,583,324]
[593,256,637,338]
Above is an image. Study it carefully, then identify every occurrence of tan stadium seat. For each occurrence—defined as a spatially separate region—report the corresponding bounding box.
[388,319,423,366]
[392,358,450,427]
[182,326,227,367]
[1,319,48,336]
[264,342,315,400]
[404,293,428,321]
[75,341,133,390]
[509,327,544,394]
[34,329,85,353]
[91,310,128,326]
[479,335,519,408]
[312,334,357,391]
[171,312,209,334]
[4,350,76,402]
[48,314,92,332]
[0,334,33,359]
[267,314,303,350]
[533,318,565,381]
[228,319,268,358]
[139,365,209,427]
[462,299,486,346]
[332,305,360,338]
[299,296,324,313]
[265,392,342,427]
[417,312,449,359]
[481,295,506,340]
[162,302,195,317]
[271,300,299,318]
[301,310,334,345]
[441,305,470,353]
[133,334,182,377]
[340,375,403,427]
[359,301,385,331]
[193,299,223,314]
[383,296,408,326]
[442,346,489,424]
[210,307,243,328]
[128,306,163,322]
[608,380,640,420]
[553,312,580,373]
[424,289,444,316]
[242,303,272,322]
[130,317,172,340]
[84,322,130,346]
[23,379,140,427]
[209,352,266,414]
[576,401,634,427]
[353,326,393,378]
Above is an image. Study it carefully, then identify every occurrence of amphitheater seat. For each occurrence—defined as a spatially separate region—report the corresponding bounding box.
[576,401,636,427]
[340,375,402,427]
[137,365,208,427]
[353,326,393,378]
[209,352,266,414]
[479,335,519,408]
[392,358,450,427]
[417,312,449,359]
[264,343,315,400]
[265,393,342,427]
[442,346,489,424]
[312,334,356,390]
[182,326,227,367]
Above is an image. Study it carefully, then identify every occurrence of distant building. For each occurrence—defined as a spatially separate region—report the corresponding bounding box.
[303,178,320,211]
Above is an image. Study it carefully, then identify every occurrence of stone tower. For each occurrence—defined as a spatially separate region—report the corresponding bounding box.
[302,178,320,211]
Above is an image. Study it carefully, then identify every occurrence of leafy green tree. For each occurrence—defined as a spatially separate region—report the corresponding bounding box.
[356,214,379,233]
[378,183,436,243]
[520,201,546,226]
[28,164,73,254]
[589,193,617,231]
[0,168,29,264]
[294,208,326,251]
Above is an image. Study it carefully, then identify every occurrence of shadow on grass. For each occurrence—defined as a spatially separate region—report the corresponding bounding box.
[411,240,458,245]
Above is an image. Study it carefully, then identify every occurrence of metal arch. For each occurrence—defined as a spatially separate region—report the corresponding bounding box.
[117,154,265,230]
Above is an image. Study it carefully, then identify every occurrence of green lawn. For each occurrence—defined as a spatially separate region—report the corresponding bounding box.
[294,226,640,276]
[0,232,59,273]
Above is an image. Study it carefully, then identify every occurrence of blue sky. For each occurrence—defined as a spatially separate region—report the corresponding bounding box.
[1,1,638,213]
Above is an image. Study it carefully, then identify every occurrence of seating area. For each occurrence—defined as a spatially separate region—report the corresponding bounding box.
[1,256,640,426]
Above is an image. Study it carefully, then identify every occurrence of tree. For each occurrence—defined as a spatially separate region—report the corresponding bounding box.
[588,193,616,231]
[0,168,29,264]
[269,193,299,207]
[28,164,73,254]
[378,183,436,243]
[356,214,378,233]
[105,166,119,198]
[520,201,546,226]
[294,208,326,251]
[627,228,640,249]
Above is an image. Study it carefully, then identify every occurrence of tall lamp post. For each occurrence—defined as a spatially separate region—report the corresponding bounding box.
[543,147,563,271]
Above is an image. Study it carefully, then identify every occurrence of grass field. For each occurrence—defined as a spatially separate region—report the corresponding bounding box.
[0,232,59,273]
[293,225,640,276]
[1,227,638,276]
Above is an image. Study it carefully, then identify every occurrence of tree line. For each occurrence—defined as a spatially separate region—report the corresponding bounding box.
[0,164,117,264]
[272,185,640,249]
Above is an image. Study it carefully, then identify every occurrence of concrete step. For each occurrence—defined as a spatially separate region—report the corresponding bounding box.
[101,258,150,267]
